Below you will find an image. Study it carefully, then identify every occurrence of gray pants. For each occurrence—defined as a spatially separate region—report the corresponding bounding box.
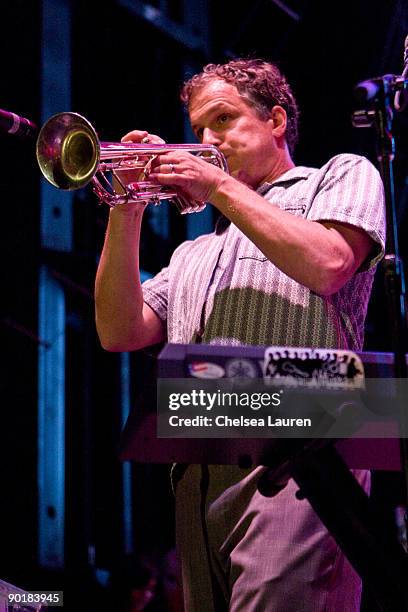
[175,465,369,612]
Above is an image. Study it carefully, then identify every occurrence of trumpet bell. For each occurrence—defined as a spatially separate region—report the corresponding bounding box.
[36,112,99,190]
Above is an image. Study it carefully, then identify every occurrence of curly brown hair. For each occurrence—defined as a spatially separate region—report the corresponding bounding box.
[180,59,299,155]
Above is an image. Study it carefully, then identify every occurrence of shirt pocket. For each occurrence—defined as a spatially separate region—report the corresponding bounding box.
[278,196,307,216]
[237,242,269,263]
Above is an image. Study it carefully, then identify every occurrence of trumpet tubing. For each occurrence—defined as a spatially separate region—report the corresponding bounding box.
[36,112,228,214]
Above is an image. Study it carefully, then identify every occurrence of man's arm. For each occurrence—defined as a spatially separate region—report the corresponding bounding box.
[208,175,374,296]
[95,205,165,352]
[148,154,377,296]
[95,129,167,352]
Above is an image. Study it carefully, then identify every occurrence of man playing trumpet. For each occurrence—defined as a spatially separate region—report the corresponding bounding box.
[95,59,385,611]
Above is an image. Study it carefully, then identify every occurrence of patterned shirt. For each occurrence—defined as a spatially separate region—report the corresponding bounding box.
[142,154,385,351]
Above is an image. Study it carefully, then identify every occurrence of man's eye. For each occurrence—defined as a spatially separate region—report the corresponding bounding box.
[217,114,229,125]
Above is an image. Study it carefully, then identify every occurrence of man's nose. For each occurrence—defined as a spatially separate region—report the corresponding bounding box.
[202,128,221,146]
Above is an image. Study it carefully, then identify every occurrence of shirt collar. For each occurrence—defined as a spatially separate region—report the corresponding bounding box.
[216,165,316,233]
[257,165,316,195]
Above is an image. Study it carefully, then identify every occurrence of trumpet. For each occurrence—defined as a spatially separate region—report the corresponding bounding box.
[36,112,229,214]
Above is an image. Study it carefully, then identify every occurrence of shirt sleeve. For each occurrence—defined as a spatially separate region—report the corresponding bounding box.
[306,154,386,270]
[142,265,169,322]
[141,237,195,322]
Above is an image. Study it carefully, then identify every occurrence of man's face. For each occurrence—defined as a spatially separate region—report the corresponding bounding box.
[189,79,279,188]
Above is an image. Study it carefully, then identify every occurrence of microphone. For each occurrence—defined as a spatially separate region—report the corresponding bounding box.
[354,79,381,104]
[0,108,37,139]
[354,35,408,108]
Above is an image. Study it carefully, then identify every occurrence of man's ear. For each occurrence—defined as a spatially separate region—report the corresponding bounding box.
[269,105,287,138]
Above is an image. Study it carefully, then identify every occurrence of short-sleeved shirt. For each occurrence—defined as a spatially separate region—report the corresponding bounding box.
[142,154,385,351]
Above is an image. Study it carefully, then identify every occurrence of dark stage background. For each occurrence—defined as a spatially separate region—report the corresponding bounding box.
[1,1,408,610]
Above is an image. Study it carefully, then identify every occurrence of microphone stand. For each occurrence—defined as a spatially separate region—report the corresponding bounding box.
[352,73,408,519]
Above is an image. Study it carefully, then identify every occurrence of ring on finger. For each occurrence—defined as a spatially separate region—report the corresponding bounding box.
[169,163,175,173]
[141,136,150,143]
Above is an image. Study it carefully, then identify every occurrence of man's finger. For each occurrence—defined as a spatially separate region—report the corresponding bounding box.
[149,172,181,185]
[121,130,148,143]
[121,130,166,144]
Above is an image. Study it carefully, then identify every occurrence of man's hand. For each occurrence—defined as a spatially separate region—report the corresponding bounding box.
[148,151,229,204]
[114,130,165,193]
